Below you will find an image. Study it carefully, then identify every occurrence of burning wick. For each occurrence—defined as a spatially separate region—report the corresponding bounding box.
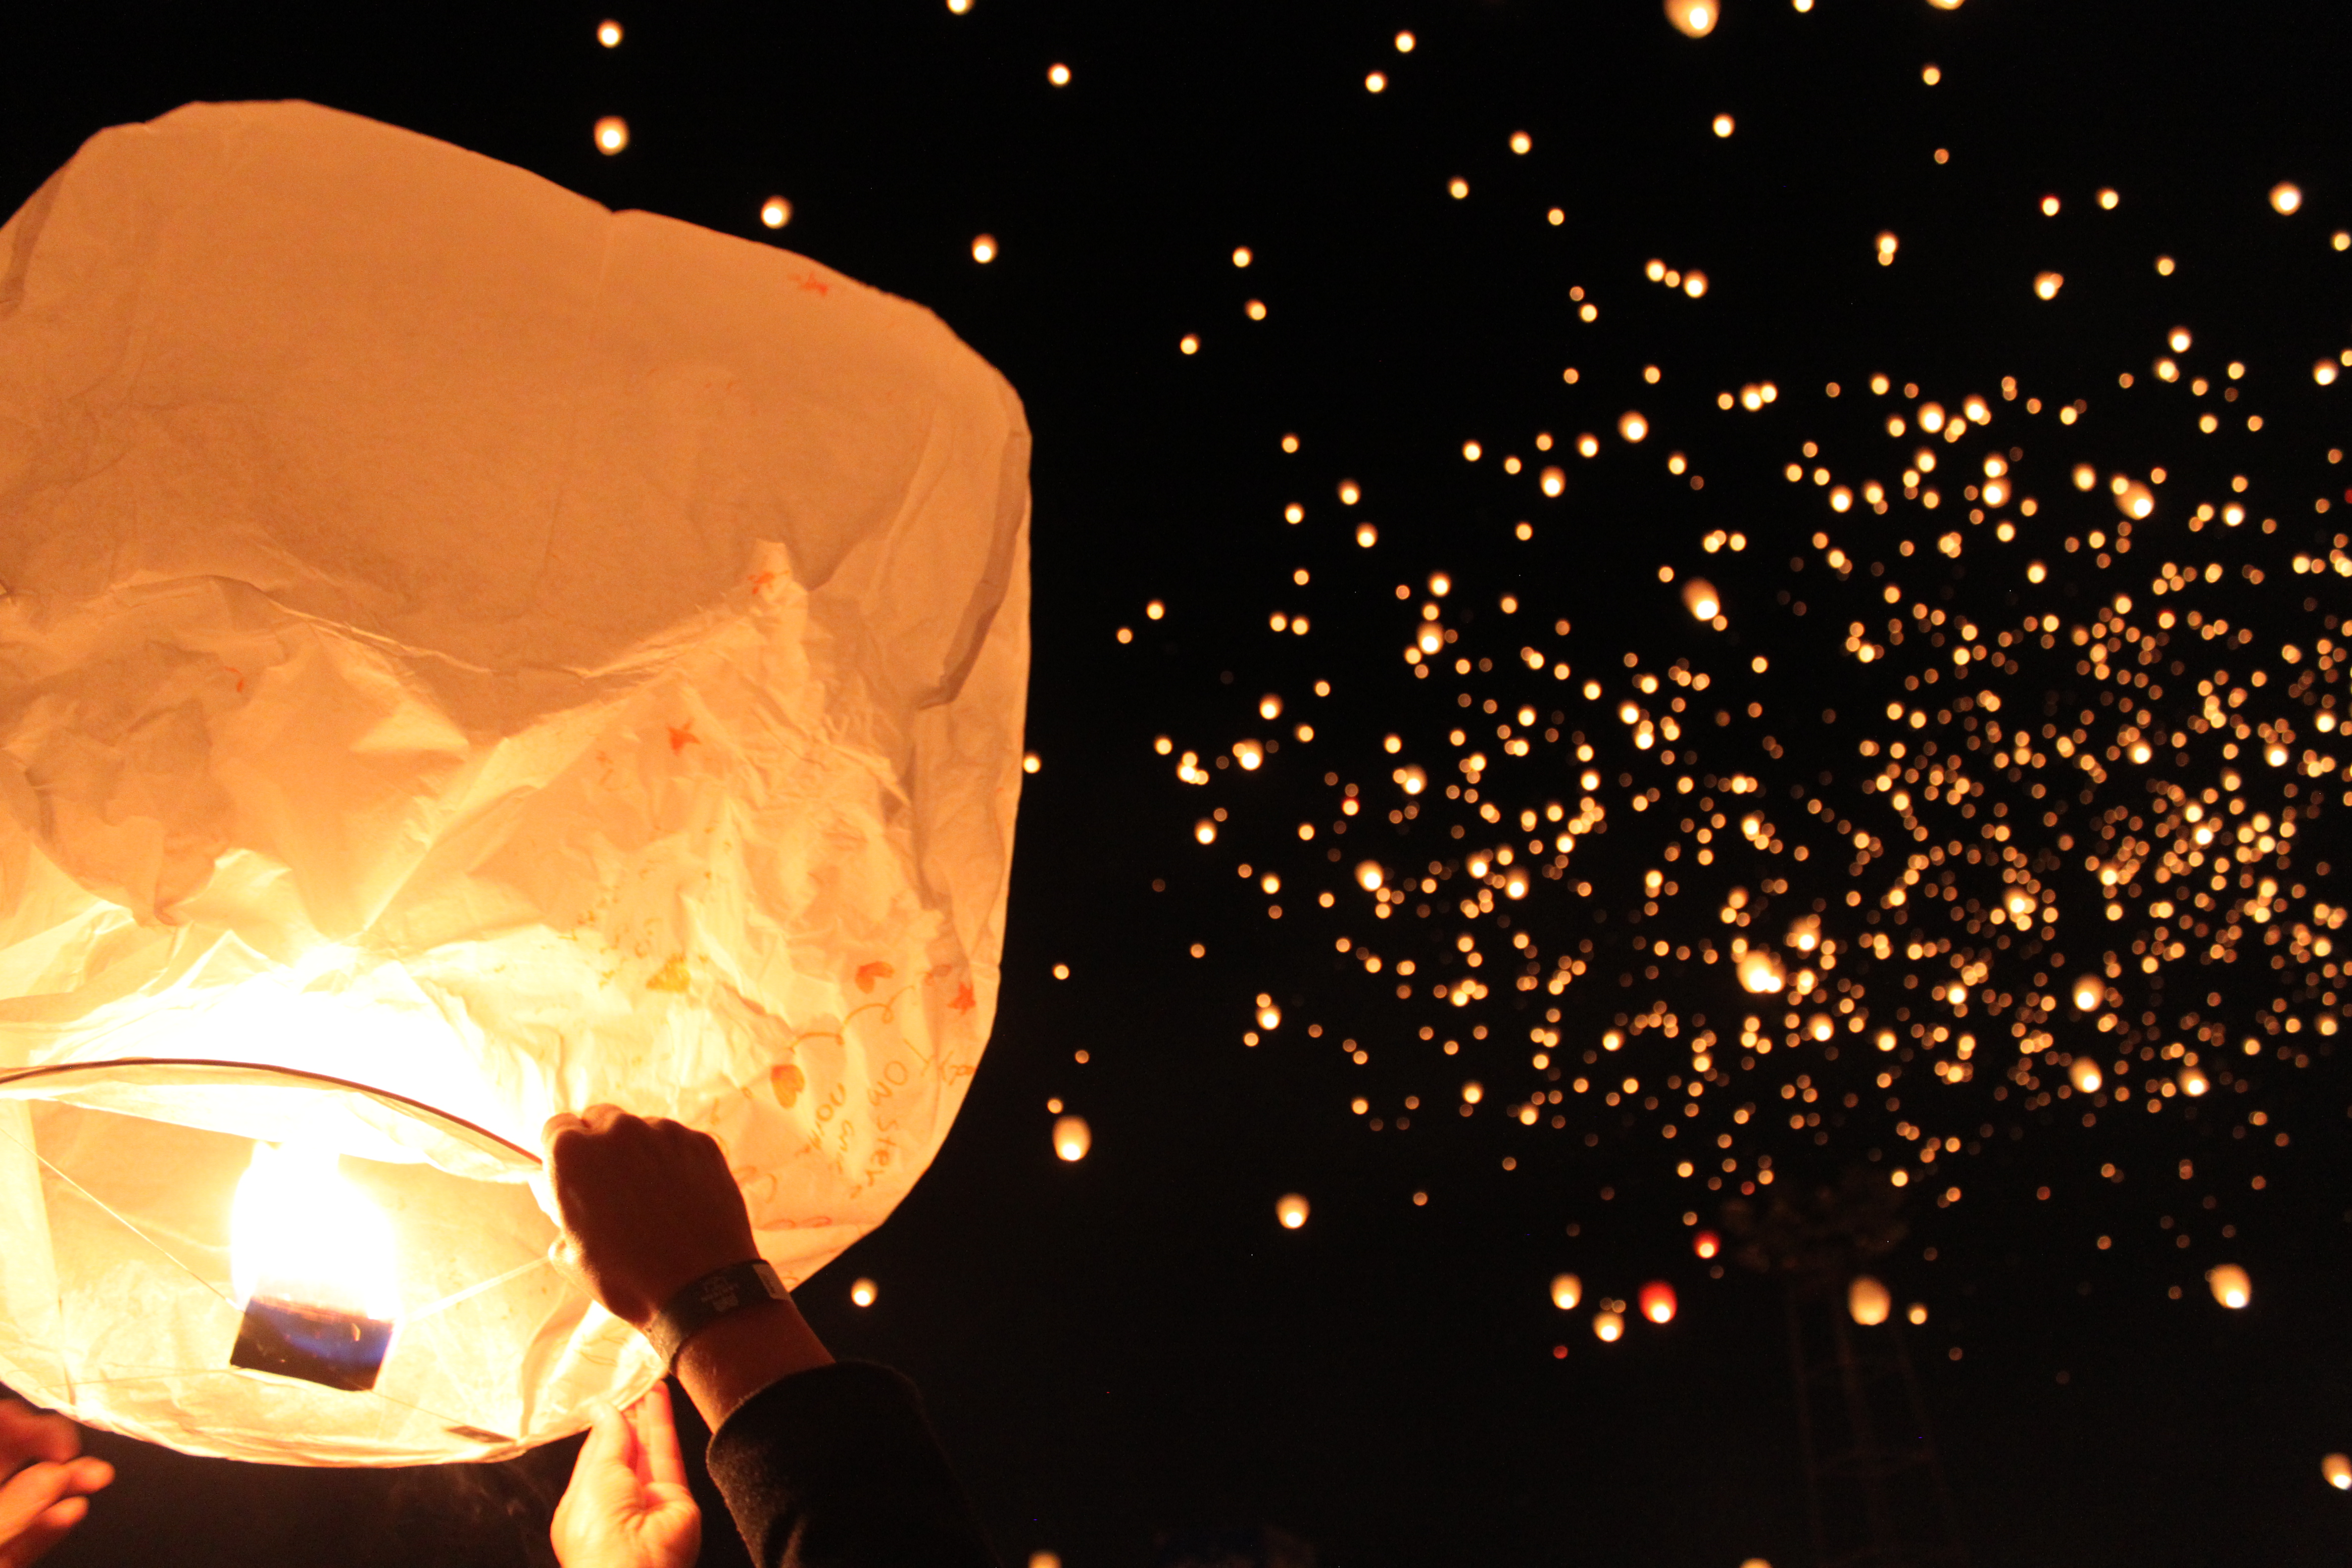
[227,1143,399,1391]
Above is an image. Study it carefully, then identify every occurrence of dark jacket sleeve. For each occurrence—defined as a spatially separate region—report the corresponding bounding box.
[703,1361,1001,1568]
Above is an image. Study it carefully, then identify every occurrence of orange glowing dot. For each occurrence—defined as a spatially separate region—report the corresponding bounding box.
[2271,182,2303,216]
[1921,63,1942,85]
[972,234,998,263]
[1365,71,1387,93]
[1053,1115,1091,1162]
[1276,1193,1311,1229]
[1449,177,1470,199]
[1540,466,1567,497]
[1712,113,1735,138]
[850,1277,877,1307]
[1639,1282,1677,1324]
[593,116,630,154]
[1233,246,1253,268]
[1618,411,1649,443]
[596,19,623,47]
[1593,1311,1624,1342]
[1394,30,1416,51]
[1511,131,1533,154]
[1665,0,1717,37]
[1849,1275,1892,1326]
[2034,271,2065,300]
[1047,62,1071,86]
[2208,1264,2251,1309]
[759,196,791,229]
[1179,334,1200,355]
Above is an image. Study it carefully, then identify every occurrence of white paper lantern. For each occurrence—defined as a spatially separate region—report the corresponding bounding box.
[0,102,1030,1464]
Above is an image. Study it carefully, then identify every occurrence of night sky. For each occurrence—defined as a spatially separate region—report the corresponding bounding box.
[6,2,2352,1565]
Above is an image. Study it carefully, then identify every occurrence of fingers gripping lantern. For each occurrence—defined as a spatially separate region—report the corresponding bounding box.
[0,103,1030,1463]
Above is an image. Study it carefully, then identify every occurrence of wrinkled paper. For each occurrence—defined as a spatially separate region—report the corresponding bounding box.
[0,101,1029,1463]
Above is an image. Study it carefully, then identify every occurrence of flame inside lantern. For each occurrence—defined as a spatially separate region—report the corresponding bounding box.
[228,1143,400,1390]
[232,1143,398,1321]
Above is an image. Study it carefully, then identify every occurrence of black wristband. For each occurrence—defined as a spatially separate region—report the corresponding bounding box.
[642,1260,788,1372]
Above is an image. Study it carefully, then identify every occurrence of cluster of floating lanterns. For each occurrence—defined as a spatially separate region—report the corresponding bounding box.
[1130,0,2345,1377]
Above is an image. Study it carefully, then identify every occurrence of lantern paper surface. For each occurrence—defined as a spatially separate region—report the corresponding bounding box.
[0,102,1029,1463]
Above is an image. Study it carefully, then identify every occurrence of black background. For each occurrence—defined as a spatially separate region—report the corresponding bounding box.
[5,1,2352,1564]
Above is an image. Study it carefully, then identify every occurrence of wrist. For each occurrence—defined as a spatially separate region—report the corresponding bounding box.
[673,1296,833,1430]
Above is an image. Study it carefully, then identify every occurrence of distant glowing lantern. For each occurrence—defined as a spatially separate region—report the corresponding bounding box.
[593,116,630,153]
[972,233,998,262]
[1047,62,1071,86]
[1540,466,1567,496]
[2271,182,2303,215]
[1713,114,1735,138]
[1618,411,1649,442]
[1907,1303,1927,1325]
[2073,976,2104,1011]
[1876,231,1899,264]
[1639,1282,1677,1324]
[1461,1081,1484,1105]
[596,19,623,47]
[1196,819,1220,844]
[2208,1265,2251,1309]
[1738,949,1787,994]
[1593,1311,1625,1342]
[2069,1058,2104,1094]
[1848,1275,1892,1326]
[1664,0,1717,37]
[2324,1453,2352,1490]
[760,196,792,229]
[2033,271,2064,300]
[850,1278,877,1308]
[2178,1066,2208,1097]
[1682,579,1721,620]
[1693,1230,1721,1260]
[1053,1115,1092,1162]
[0,103,1031,1462]
[2115,482,2154,520]
[1276,1194,1311,1229]
[1552,1273,1583,1310]
[2317,360,2341,387]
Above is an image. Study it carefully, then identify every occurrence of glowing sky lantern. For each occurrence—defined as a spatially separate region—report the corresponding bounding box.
[1047,62,1071,86]
[2115,481,2155,520]
[1639,1282,1677,1324]
[1664,0,1718,37]
[0,103,1029,1464]
[760,196,791,229]
[1693,1230,1721,1260]
[850,1278,878,1308]
[2271,182,2303,215]
[2208,1265,2252,1309]
[1737,948,1788,994]
[1618,411,1650,442]
[1551,1273,1583,1310]
[1053,1115,1092,1163]
[2073,975,2104,1011]
[972,233,998,262]
[2324,1454,2352,1491]
[1682,578,1721,620]
[2033,271,2065,300]
[1540,466,1567,496]
[2069,1057,2104,1094]
[593,115,629,153]
[596,19,622,46]
[1276,1193,1311,1229]
[1848,1275,1893,1326]
[1592,1311,1625,1342]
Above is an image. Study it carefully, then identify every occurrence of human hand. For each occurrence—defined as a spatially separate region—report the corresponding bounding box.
[542,1105,759,1328]
[0,1399,112,1568]
[549,1382,701,1568]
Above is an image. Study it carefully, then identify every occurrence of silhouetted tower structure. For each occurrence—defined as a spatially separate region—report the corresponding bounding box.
[1724,1170,1967,1568]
